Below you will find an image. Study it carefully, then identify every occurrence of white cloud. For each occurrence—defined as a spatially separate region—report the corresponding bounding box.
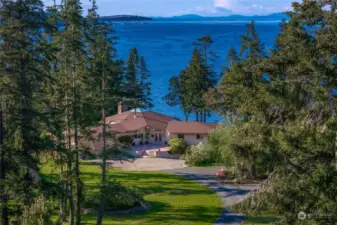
[170,5,232,16]
[214,0,292,15]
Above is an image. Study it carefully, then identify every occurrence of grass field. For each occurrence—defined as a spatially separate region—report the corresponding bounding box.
[41,161,222,225]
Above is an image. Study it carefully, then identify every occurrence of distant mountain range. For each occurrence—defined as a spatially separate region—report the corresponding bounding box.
[153,13,288,21]
[100,13,288,21]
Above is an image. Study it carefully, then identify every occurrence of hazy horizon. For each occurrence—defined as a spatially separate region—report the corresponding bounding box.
[43,0,293,17]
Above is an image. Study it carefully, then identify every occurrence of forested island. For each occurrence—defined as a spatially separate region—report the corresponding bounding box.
[100,15,153,21]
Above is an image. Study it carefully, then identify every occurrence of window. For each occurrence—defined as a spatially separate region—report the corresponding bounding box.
[196,134,203,140]
[178,134,184,139]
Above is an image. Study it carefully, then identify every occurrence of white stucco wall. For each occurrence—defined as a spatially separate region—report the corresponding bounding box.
[167,132,208,146]
[116,128,168,145]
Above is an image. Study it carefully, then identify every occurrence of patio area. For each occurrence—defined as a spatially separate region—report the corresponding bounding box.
[132,144,172,158]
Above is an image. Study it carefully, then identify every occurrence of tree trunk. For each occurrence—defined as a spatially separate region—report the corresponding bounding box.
[73,66,81,225]
[57,165,67,223]
[200,111,203,122]
[66,94,75,225]
[196,111,199,122]
[204,110,207,123]
[0,105,9,225]
[68,165,75,225]
[251,164,257,178]
[96,58,107,225]
[184,110,189,121]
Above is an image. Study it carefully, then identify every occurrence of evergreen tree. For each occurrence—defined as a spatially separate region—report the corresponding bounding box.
[184,49,207,121]
[85,1,121,224]
[124,48,140,108]
[139,56,153,109]
[123,48,152,110]
[193,35,217,64]
[53,0,88,224]
[0,0,54,223]
[164,72,192,121]
[139,56,153,108]
[193,35,217,122]
[209,2,337,224]
[165,47,216,122]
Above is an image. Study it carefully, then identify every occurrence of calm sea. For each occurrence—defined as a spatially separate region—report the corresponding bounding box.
[113,21,280,122]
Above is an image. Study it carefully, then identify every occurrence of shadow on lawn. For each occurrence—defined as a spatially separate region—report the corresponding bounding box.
[172,172,251,197]
[80,171,216,196]
[83,201,223,224]
[244,214,280,224]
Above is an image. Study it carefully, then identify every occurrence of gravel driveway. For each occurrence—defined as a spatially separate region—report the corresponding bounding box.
[94,158,187,171]
[163,167,256,225]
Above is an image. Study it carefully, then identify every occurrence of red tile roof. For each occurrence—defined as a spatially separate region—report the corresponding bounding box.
[95,110,218,134]
[105,111,179,133]
[167,121,218,134]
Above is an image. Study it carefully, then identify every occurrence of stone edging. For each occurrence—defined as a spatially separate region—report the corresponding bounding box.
[82,202,148,216]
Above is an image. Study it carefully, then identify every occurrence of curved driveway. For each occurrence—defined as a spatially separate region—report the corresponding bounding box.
[163,167,256,225]
[100,158,256,225]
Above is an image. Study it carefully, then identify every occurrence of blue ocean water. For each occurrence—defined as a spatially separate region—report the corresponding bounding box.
[113,21,280,122]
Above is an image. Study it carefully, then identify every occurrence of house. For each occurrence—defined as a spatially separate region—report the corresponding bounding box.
[167,121,217,145]
[86,103,218,154]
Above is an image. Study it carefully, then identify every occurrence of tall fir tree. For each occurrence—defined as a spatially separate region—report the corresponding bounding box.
[0,0,54,223]
[124,48,140,108]
[55,0,88,224]
[85,0,121,224]
[165,47,216,122]
[139,56,153,109]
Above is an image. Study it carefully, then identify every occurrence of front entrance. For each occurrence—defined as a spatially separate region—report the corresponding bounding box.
[154,133,163,143]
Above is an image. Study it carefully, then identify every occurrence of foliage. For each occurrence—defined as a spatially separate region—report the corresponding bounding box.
[20,195,54,225]
[0,0,153,224]
[206,2,337,224]
[185,143,210,166]
[83,179,144,211]
[123,48,153,110]
[82,150,97,160]
[168,138,189,155]
[185,126,236,167]
[206,126,236,166]
[118,136,133,145]
[164,36,217,121]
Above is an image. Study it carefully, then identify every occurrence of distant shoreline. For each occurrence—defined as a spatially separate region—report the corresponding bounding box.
[100,15,153,21]
[100,13,287,22]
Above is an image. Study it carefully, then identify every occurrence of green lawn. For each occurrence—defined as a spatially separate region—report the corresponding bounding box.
[42,161,222,225]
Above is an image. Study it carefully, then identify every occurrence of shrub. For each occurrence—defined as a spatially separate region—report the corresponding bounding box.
[168,138,189,154]
[185,126,236,167]
[118,135,133,145]
[20,195,53,225]
[206,126,235,167]
[81,150,97,160]
[185,142,211,166]
[83,180,144,211]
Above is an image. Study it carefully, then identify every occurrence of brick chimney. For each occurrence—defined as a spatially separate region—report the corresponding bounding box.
[118,102,127,114]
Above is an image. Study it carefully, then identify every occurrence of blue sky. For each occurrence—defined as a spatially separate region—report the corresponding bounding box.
[44,0,294,17]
